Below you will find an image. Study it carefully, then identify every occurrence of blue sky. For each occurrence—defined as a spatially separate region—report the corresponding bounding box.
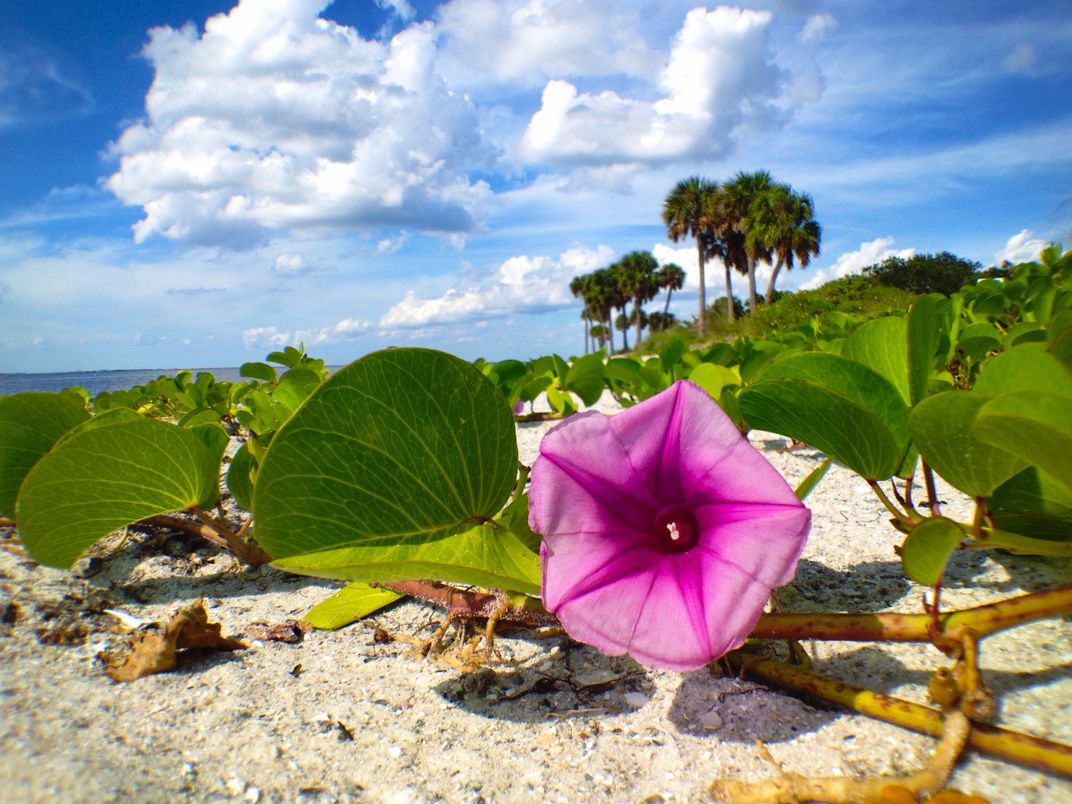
[1,0,1070,372]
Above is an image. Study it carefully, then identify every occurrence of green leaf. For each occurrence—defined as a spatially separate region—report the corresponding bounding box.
[794,457,832,501]
[687,363,741,401]
[253,348,519,561]
[227,441,255,512]
[901,517,964,586]
[990,466,1072,541]
[0,392,90,518]
[974,391,1072,492]
[841,315,910,404]
[974,342,1072,396]
[273,519,541,594]
[564,353,605,406]
[304,582,403,630]
[240,361,277,383]
[15,417,218,567]
[739,352,910,479]
[907,294,946,405]
[909,391,1028,497]
[659,337,687,374]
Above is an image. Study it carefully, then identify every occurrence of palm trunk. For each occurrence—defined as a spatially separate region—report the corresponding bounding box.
[765,257,785,304]
[747,257,758,313]
[635,297,643,347]
[662,288,673,317]
[696,239,707,336]
[583,318,590,355]
[606,312,615,353]
[619,307,630,352]
[723,260,735,322]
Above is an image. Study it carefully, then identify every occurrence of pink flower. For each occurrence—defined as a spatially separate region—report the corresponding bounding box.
[529,380,810,671]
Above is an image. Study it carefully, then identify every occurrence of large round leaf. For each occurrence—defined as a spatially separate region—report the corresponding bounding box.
[841,315,910,404]
[0,392,89,518]
[16,417,219,568]
[974,342,1072,396]
[739,352,910,480]
[253,348,518,559]
[909,391,1028,497]
[974,391,1072,493]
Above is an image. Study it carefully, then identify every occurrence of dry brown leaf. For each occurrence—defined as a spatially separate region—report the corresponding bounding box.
[103,600,244,682]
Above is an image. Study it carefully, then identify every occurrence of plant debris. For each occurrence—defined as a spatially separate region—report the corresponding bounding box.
[102,600,245,682]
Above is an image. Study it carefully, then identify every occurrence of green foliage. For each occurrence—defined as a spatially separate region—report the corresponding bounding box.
[304,582,403,629]
[864,251,981,296]
[740,352,911,480]
[253,348,538,593]
[7,244,1072,630]
[0,392,90,517]
[16,416,221,567]
[901,517,964,586]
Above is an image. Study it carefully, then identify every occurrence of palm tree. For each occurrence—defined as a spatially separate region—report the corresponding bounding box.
[657,263,686,317]
[701,187,737,323]
[751,185,822,303]
[663,177,719,336]
[589,267,619,354]
[722,170,776,313]
[615,250,660,347]
[569,274,592,353]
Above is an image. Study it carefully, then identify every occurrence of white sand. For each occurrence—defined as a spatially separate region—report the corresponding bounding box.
[1,395,1069,802]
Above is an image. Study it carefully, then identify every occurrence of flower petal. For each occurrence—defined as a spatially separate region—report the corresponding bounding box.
[696,503,811,588]
[529,410,658,539]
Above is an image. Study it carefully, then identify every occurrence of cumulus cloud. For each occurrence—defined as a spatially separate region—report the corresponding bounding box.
[520,6,787,166]
[436,0,658,86]
[106,0,491,247]
[380,244,614,327]
[800,237,915,290]
[995,229,1047,264]
[243,317,372,349]
[243,326,291,349]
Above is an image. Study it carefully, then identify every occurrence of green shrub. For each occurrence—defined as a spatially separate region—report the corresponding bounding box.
[864,251,981,296]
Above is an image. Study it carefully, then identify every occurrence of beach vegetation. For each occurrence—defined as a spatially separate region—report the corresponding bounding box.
[1,245,1071,795]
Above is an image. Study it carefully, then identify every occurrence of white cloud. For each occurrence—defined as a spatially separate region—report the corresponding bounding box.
[994,229,1047,264]
[799,13,836,43]
[520,6,787,166]
[436,0,658,86]
[377,0,416,21]
[800,237,915,290]
[380,244,614,327]
[243,316,372,349]
[273,253,306,274]
[106,0,491,247]
[243,326,291,349]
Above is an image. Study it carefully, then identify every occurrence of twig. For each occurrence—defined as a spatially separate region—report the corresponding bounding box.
[866,479,918,528]
[0,516,15,527]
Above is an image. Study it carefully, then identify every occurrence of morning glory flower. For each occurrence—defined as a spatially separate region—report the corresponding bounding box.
[529,380,810,671]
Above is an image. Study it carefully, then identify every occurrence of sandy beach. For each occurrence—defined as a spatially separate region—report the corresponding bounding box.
[1,395,1069,802]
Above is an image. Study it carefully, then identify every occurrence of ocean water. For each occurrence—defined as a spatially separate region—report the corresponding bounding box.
[0,368,247,396]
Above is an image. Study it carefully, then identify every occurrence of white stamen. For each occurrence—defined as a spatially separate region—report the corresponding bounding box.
[667,521,681,541]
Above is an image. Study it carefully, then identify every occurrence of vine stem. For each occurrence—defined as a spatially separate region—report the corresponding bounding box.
[725,654,1072,777]
[748,585,1072,645]
[866,479,918,528]
[0,516,15,527]
[921,458,943,517]
[141,511,271,566]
